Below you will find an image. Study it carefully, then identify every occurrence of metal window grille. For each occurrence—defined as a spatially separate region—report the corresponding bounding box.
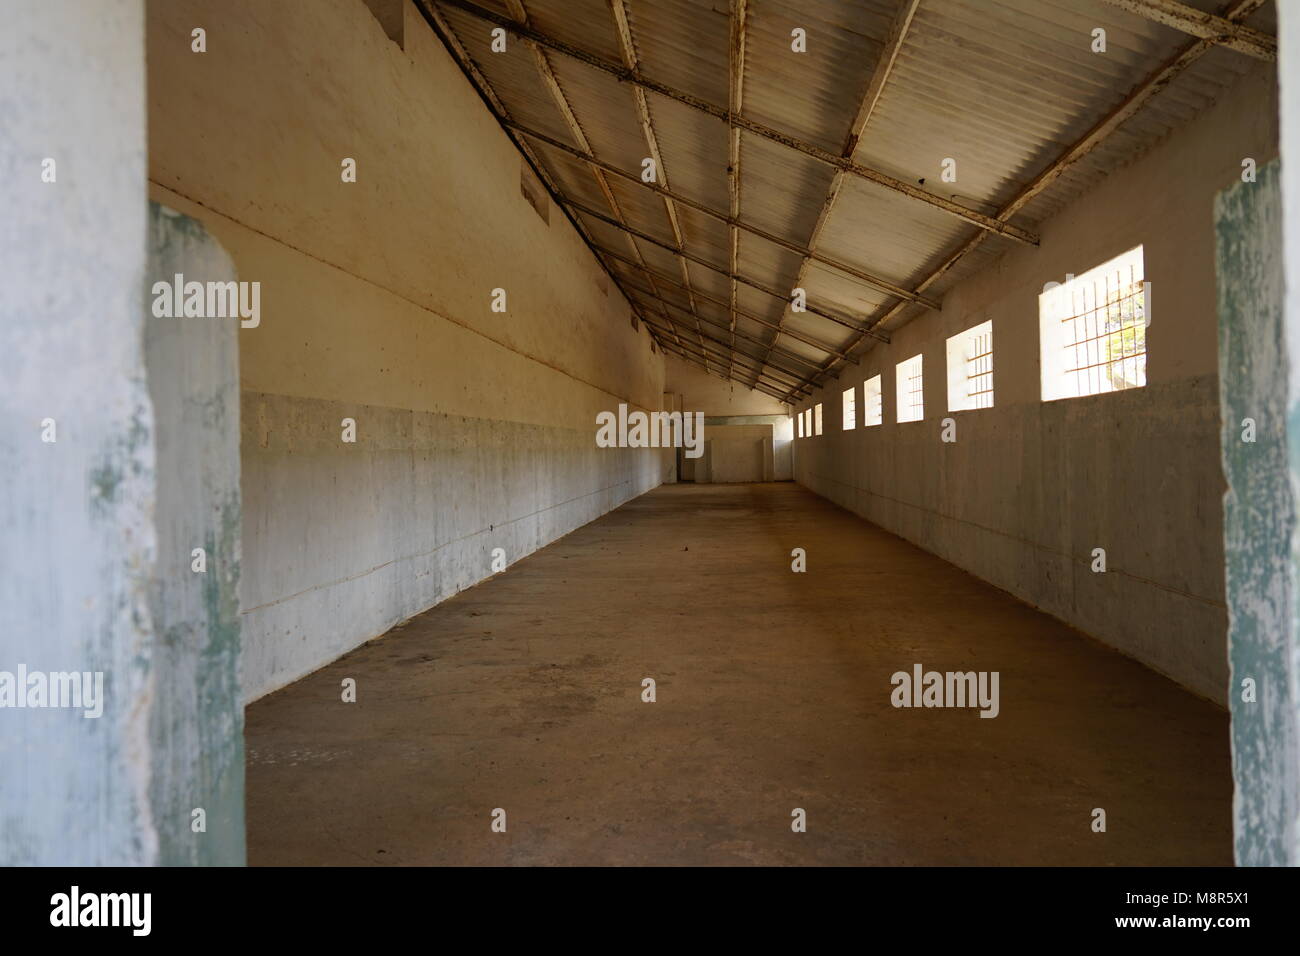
[908,366,923,419]
[866,378,882,425]
[966,330,993,408]
[1061,261,1146,396]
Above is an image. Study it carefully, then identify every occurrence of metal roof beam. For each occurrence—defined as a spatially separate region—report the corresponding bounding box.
[628,288,825,377]
[625,286,825,374]
[643,318,809,389]
[659,345,795,403]
[626,290,821,379]
[509,120,939,309]
[753,0,920,390]
[996,0,1269,226]
[655,342,811,401]
[565,196,889,342]
[727,0,749,380]
[413,1,672,363]
[433,0,1040,245]
[642,315,808,385]
[647,323,811,396]
[1097,0,1274,60]
[779,0,1268,400]
[606,0,709,362]
[591,244,855,359]
[498,0,707,366]
[842,0,921,157]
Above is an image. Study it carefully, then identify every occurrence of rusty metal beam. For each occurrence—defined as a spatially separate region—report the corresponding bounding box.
[842,0,921,157]
[509,119,939,309]
[499,0,705,365]
[753,0,920,390]
[1097,0,1275,60]
[565,196,889,342]
[649,327,813,397]
[997,0,1269,226]
[641,314,810,388]
[780,0,1267,400]
[628,287,824,375]
[646,316,809,388]
[658,343,795,402]
[644,317,806,390]
[727,0,748,380]
[651,337,812,401]
[627,285,826,377]
[625,284,826,376]
[591,244,856,359]
[607,0,708,361]
[434,0,1040,245]
[414,1,674,359]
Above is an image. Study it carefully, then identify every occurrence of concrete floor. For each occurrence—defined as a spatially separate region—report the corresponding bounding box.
[245,482,1232,866]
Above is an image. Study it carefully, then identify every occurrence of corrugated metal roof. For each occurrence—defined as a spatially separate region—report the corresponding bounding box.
[625,0,732,105]
[740,0,900,153]
[424,0,1276,402]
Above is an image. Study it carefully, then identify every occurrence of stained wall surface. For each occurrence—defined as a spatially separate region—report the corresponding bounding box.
[147,0,665,701]
[793,62,1279,704]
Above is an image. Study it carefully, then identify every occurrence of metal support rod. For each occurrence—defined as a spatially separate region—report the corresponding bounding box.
[592,244,860,358]
[434,0,1040,245]
[567,196,888,342]
[507,120,941,310]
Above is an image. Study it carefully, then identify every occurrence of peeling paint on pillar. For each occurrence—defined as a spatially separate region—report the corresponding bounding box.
[144,203,245,865]
[1215,160,1298,865]
[0,0,159,865]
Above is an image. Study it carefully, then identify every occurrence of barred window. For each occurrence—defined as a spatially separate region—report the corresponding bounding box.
[864,374,883,426]
[896,354,924,423]
[1040,246,1146,401]
[946,320,993,411]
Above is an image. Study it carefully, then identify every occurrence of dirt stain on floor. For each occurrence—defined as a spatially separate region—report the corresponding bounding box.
[246,482,1231,866]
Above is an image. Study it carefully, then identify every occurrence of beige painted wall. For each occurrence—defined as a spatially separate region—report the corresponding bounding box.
[147,0,664,700]
[707,424,770,483]
[664,354,790,417]
[793,61,1278,705]
[664,354,793,482]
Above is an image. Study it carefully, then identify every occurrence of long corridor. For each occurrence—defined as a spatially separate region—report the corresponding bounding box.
[245,483,1231,866]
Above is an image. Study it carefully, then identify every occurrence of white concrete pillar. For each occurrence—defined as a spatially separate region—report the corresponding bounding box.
[0,0,155,864]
